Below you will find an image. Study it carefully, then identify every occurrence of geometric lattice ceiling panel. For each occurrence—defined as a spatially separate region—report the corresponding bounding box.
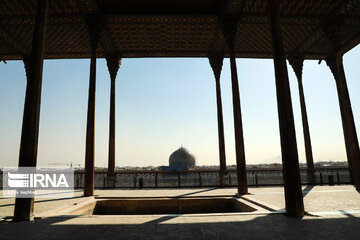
[0,0,359,60]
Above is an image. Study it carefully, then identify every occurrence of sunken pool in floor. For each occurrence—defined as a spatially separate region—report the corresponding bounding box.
[87,198,256,215]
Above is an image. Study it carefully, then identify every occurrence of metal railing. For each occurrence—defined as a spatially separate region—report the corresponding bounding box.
[69,167,352,189]
[0,167,351,189]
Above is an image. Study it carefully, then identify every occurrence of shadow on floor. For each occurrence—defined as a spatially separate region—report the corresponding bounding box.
[302,185,315,197]
[175,187,221,198]
[0,211,359,240]
[0,195,84,208]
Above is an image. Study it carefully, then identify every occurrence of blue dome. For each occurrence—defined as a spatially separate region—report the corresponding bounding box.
[169,147,195,168]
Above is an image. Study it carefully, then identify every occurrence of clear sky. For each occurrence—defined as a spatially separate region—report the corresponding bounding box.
[0,46,359,168]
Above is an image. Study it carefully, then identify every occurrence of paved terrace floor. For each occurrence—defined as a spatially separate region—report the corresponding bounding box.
[1,185,360,239]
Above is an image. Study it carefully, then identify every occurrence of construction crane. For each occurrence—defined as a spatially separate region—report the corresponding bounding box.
[48,162,81,168]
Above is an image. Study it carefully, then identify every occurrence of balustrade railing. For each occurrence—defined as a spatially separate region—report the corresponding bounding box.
[0,167,352,189]
[70,167,352,189]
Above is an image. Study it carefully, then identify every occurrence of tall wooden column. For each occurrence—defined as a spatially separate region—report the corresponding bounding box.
[84,15,102,197]
[221,17,248,194]
[326,53,360,190]
[106,55,121,188]
[230,56,248,194]
[289,57,315,184]
[13,0,48,222]
[323,18,360,190]
[208,53,227,187]
[269,0,304,218]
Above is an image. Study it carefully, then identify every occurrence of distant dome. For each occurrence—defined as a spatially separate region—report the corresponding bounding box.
[169,147,196,168]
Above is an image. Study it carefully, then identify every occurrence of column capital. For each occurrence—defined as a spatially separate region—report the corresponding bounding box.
[105,54,122,81]
[22,55,31,80]
[85,14,104,52]
[208,52,224,82]
[325,53,342,82]
[221,17,238,52]
[288,56,304,82]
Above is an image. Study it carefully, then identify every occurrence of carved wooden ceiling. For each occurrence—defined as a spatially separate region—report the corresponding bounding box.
[0,0,359,60]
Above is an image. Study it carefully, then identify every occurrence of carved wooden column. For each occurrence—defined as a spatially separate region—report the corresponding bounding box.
[222,17,248,194]
[326,54,360,190]
[208,53,227,187]
[288,56,315,184]
[323,18,360,190]
[13,0,48,222]
[105,55,121,188]
[269,0,304,218]
[84,15,102,197]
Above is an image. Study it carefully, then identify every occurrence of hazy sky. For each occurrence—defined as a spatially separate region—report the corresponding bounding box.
[0,46,359,168]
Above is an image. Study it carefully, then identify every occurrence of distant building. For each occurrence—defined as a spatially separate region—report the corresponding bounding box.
[161,147,196,171]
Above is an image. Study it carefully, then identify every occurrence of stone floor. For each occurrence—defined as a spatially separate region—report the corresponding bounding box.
[1,185,360,239]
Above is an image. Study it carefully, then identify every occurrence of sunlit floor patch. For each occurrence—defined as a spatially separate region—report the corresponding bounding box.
[308,209,360,217]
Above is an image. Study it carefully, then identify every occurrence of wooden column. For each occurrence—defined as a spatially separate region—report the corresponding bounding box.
[13,0,48,222]
[84,15,102,197]
[105,55,121,188]
[230,56,248,194]
[288,57,315,184]
[323,17,360,190]
[326,53,360,190]
[208,53,227,187]
[222,17,248,195]
[269,0,304,218]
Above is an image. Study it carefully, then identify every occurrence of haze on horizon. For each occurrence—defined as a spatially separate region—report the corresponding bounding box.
[0,46,359,168]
